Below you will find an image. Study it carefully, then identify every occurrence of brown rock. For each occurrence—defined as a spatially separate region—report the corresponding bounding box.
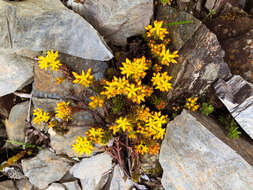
[208,3,253,41]
[222,29,253,83]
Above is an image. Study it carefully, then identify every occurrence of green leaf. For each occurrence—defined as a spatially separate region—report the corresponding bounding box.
[200,103,214,116]
[165,20,193,26]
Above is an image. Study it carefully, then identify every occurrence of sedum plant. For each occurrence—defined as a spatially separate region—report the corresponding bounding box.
[31,19,204,178]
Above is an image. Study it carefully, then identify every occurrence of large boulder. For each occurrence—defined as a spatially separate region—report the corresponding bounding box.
[66,0,153,46]
[0,0,113,61]
[214,75,253,140]
[159,110,253,190]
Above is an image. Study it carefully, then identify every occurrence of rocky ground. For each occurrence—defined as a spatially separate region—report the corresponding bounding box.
[0,0,253,189]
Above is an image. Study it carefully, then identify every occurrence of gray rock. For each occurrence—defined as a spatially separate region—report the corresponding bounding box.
[159,110,253,190]
[32,54,107,100]
[214,75,253,139]
[0,0,113,61]
[15,179,33,190]
[62,181,81,190]
[48,126,89,157]
[0,180,17,190]
[70,152,113,190]
[157,6,202,51]
[5,101,29,144]
[157,7,231,103]
[109,165,134,190]
[205,0,216,11]
[22,149,72,189]
[46,183,65,190]
[0,49,34,97]
[66,0,153,46]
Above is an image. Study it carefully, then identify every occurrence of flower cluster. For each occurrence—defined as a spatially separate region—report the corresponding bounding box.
[145,20,168,40]
[72,68,94,87]
[38,50,62,71]
[120,56,151,80]
[145,20,179,67]
[185,97,199,111]
[151,72,172,92]
[55,101,72,121]
[72,136,93,156]
[88,96,104,109]
[110,117,133,135]
[72,128,105,156]
[101,76,153,104]
[32,101,72,130]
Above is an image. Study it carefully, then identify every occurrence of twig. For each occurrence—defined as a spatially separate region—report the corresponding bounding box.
[13,92,32,99]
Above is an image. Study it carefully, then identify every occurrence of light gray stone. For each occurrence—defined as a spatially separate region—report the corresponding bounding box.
[5,101,29,144]
[66,0,153,46]
[46,183,65,190]
[0,49,34,97]
[62,181,81,190]
[70,152,113,190]
[15,179,33,190]
[214,75,253,139]
[0,180,17,190]
[109,165,134,190]
[159,110,253,190]
[48,126,89,157]
[0,0,113,61]
[22,149,72,189]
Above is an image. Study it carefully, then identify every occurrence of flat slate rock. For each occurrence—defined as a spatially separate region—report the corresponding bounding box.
[66,0,153,46]
[70,152,113,190]
[22,149,72,189]
[0,0,113,61]
[159,110,253,190]
[0,49,34,97]
[214,75,253,140]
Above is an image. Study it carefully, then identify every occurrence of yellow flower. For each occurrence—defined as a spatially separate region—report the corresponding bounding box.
[47,50,62,71]
[145,20,168,40]
[135,144,149,155]
[37,50,62,71]
[151,72,172,92]
[161,46,179,66]
[86,128,104,144]
[185,97,199,111]
[115,117,133,133]
[32,108,50,125]
[38,56,50,71]
[48,120,56,128]
[72,68,93,87]
[89,96,104,109]
[56,77,64,85]
[100,77,129,99]
[72,136,93,156]
[148,144,160,155]
[55,101,72,121]
[120,57,150,80]
[109,125,120,135]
